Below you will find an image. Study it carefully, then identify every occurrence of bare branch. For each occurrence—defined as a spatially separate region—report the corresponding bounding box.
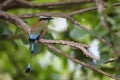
[69,2,120,16]
[1,0,93,10]
[17,12,69,19]
[104,58,117,64]
[0,0,13,9]
[94,0,109,30]
[46,44,120,80]
[17,0,92,7]
[68,6,97,16]
[39,39,99,60]
[0,10,30,33]
[94,0,105,13]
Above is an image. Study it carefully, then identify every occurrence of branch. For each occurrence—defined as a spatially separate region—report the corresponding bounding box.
[17,12,69,19]
[94,0,105,13]
[1,0,93,10]
[39,39,99,60]
[46,44,120,80]
[104,58,117,64]
[0,10,30,33]
[94,0,110,30]
[0,0,13,9]
[68,6,97,16]
[69,2,120,16]
[17,0,92,7]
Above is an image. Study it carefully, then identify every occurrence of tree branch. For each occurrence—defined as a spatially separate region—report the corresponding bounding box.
[39,39,99,60]
[68,2,120,16]
[17,0,92,7]
[46,44,120,80]
[94,0,105,13]
[0,0,13,9]
[1,0,93,10]
[17,12,69,19]
[104,58,117,64]
[0,10,30,33]
[68,6,97,16]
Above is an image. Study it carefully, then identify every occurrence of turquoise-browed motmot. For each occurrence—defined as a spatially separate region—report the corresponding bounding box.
[29,16,53,53]
[25,16,53,73]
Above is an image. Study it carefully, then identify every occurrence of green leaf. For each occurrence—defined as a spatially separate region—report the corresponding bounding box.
[69,26,91,43]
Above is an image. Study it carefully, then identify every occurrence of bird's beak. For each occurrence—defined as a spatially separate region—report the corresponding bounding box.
[46,17,54,20]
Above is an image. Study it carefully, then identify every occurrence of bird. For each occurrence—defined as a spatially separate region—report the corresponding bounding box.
[29,16,53,53]
[25,16,53,73]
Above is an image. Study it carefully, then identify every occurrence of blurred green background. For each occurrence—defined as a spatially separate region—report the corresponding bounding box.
[0,0,120,80]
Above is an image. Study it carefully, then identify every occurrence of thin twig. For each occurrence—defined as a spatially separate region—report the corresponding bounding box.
[104,58,117,64]
[68,6,97,16]
[46,44,120,80]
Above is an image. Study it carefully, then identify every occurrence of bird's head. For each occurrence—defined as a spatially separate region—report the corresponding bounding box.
[39,16,53,21]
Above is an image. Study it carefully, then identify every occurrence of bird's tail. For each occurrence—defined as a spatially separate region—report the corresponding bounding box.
[25,42,34,73]
[30,41,34,53]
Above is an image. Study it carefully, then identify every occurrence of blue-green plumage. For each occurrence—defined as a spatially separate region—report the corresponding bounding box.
[29,34,40,53]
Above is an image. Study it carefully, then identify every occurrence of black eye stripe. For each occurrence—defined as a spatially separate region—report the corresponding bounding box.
[40,18,53,20]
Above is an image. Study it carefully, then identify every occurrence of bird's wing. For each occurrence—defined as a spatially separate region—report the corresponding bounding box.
[31,19,47,35]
